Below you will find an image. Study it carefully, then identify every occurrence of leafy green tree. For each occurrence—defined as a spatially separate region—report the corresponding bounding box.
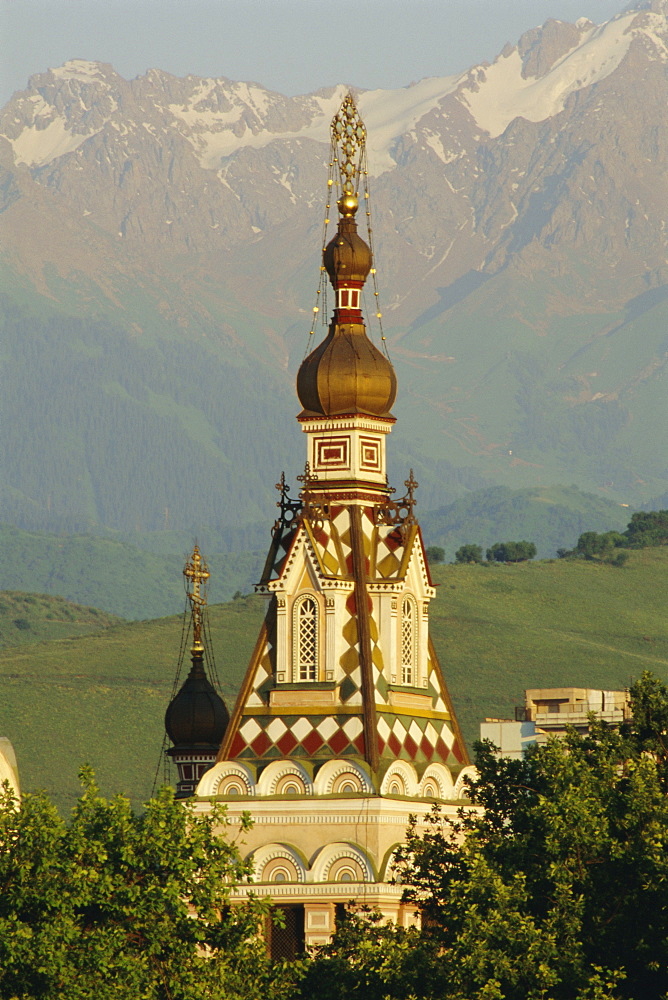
[454,543,483,564]
[426,546,445,564]
[304,673,668,1000]
[575,530,625,560]
[486,540,536,563]
[0,769,298,1000]
[624,510,668,547]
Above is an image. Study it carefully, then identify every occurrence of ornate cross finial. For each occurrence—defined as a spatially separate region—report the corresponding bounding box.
[183,544,210,652]
[331,93,366,197]
[273,472,302,537]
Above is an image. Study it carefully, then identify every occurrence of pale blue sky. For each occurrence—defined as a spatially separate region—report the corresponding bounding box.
[1,0,627,106]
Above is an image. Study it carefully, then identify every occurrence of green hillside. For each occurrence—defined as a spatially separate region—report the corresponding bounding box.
[420,484,630,559]
[0,592,121,648]
[0,524,265,619]
[2,549,668,813]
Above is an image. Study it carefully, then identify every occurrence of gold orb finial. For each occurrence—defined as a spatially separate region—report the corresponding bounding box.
[338,192,358,218]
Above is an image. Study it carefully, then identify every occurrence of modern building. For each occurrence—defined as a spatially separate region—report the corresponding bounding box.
[181,94,473,955]
[481,686,631,757]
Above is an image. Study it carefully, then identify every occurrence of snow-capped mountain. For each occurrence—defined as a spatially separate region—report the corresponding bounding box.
[0,0,667,535]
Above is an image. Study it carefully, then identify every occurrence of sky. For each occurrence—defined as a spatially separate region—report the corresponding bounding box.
[1,0,628,107]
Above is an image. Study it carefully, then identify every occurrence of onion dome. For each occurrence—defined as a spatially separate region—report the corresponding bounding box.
[322,196,372,285]
[165,653,229,748]
[297,322,396,417]
[297,193,397,418]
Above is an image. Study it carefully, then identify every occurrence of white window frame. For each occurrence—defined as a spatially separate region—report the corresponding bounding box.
[293,594,319,682]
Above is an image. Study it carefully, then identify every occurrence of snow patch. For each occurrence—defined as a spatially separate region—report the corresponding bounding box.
[12,118,94,166]
[461,12,638,137]
[49,59,108,84]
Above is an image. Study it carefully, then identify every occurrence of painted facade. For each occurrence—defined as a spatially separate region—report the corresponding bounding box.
[193,94,473,951]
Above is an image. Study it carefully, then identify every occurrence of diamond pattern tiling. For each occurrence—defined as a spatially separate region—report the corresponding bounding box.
[251,731,272,755]
[302,730,324,755]
[409,720,423,743]
[316,717,339,740]
[240,718,262,742]
[377,717,391,741]
[328,729,349,754]
[266,718,288,741]
[290,717,314,741]
[277,730,299,755]
[343,717,364,740]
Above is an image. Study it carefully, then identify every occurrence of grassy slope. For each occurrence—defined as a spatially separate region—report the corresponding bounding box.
[0,592,121,648]
[1,551,667,812]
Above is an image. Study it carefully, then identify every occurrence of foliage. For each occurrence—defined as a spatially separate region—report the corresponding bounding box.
[624,510,668,548]
[558,530,626,564]
[306,674,668,999]
[486,540,536,563]
[0,769,299,1000]
[425,546,445,564]
[454,543,483,564]
[557,510,668,564]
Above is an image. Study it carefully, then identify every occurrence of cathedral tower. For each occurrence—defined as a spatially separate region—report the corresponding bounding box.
[195,94,472,954]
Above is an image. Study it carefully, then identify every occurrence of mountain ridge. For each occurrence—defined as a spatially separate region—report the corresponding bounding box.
[0,0,666,538]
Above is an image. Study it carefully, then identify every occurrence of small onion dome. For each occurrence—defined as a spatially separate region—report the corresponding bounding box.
[165,654,229,748]
[297,321,397,417]
[323,199,372,285]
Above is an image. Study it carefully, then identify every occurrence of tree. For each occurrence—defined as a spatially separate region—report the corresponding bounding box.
[303,673,668,1000]
[426,546,445,564]
[486,540,536,563]
[0,770,299,1000]
[575,531,625,560]
[454,544,483,564]
[624,510,668,548]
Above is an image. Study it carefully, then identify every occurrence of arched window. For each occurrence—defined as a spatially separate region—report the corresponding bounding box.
[294,595,318,682]
[401,596,417,685]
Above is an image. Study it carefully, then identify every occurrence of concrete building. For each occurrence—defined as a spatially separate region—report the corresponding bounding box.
[481,687,631,757]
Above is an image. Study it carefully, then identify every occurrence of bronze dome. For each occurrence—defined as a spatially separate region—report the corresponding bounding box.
[165,655,229,748]
[297,321,397,417]
[323,214,372,285]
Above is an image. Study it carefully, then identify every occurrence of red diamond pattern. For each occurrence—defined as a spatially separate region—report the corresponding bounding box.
[229,732,245,758]
[388,732,402,756]
[420,735,435,761]
[277,730,299,755]
[328,729,349,754]
[403,733,418,760]
[251,731,272,756]
[302,730,324,755]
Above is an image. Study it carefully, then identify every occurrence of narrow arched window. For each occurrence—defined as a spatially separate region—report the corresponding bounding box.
[295,596,318,681]
[401,597,416,686]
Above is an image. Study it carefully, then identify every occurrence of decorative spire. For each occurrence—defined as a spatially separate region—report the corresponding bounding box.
[296,93,397,420]
[165,544,229,798]
[332,93,367,203]
[184,544,210,653]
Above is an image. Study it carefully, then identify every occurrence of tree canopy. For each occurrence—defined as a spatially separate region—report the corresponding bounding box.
[486,540,536,563]
[303,672,668,1000]
[0,770,297,1000]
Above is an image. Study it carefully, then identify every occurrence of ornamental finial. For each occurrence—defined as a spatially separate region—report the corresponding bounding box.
[331,93,366,212]
[183,544,210,653]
